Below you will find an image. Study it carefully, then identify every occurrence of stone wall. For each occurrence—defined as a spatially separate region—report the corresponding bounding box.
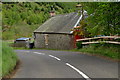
[10,43,27,47]
[34,33,74,50]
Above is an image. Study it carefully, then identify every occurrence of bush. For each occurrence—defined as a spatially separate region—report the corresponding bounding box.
[76,41,82,49]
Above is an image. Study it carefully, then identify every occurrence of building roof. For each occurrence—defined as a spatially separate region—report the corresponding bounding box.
[34,12,80,34]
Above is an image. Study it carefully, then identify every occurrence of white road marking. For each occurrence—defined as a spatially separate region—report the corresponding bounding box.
[49,55,61,61]
[66,63,91,80]
[26,51,30,52]
[33,52,45,55]
[32,51,90,79]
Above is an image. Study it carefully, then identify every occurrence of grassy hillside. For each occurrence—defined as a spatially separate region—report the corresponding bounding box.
[2,42,18,77]
[2,2,77,40]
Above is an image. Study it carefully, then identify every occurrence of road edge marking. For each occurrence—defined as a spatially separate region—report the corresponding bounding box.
[49,55,61,61]
[66,63,91,80]
[26,51,30,52]
[33,52,45,55]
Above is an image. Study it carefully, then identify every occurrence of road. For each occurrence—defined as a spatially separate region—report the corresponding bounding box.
[14,50,118,80]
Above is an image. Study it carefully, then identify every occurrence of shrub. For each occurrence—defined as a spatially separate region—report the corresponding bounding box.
[76,41,82,49]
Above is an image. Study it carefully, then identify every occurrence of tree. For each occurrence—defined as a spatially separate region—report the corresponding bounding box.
[81,2,120,36]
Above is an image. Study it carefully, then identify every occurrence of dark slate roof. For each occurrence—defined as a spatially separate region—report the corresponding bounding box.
[34,12,80,34]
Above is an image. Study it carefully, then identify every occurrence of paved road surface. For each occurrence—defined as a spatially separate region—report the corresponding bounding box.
[14,50,118,79]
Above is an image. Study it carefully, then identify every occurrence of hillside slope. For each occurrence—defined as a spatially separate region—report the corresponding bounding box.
[2,2,77,40]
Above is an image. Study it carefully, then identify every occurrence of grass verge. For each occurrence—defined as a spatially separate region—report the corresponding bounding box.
[2,42,18,77]
[10,43,120,60]
[76,43,120,60]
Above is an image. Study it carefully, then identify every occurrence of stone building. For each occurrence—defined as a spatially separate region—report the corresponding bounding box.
[34,12,82,50]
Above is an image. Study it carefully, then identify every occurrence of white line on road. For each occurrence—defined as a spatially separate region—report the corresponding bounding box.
[49,55,61,61]
[33,52,45,55]
[26,51,30,52]
[21,51,91,79]
[66,63,91,80]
